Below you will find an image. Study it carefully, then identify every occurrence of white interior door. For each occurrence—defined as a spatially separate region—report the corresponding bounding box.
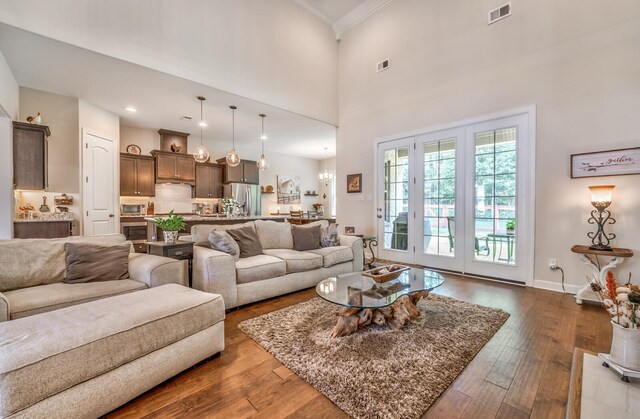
[415,128,465,271]
[463,114,532,282]
[83,130,116,235]
[376,137,415,264]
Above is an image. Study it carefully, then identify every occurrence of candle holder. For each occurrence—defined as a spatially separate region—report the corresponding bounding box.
[587,185,616,251]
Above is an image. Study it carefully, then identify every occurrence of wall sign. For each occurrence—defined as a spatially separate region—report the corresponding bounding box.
[571,147,640,178]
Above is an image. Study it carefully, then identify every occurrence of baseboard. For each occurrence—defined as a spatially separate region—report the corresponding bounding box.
[533,279,582,295]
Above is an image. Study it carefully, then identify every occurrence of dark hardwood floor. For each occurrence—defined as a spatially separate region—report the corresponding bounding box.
[107,273,610,419]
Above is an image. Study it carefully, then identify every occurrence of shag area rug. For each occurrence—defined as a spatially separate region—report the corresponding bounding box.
[239,295,510,419]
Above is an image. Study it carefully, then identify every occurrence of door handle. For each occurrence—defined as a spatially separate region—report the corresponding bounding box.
[109,214,114,218]
[377,215,382,219]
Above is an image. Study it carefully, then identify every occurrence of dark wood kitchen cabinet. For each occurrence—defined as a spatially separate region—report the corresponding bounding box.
[13,122,51,190]
[151,150,196,184]
[216,159,259,184]
[14,221,72,239]
[120,153,155,196]
[195,163,223,198]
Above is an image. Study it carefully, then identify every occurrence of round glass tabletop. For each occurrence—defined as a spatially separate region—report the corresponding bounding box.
[316,267,444,309]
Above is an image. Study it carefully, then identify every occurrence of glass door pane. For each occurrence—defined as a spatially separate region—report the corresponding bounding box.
[423,139,456,256]
[474,127,517,265]
[383,147,410,251]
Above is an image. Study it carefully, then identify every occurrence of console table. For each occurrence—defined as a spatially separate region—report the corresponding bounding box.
[571,245,633,304]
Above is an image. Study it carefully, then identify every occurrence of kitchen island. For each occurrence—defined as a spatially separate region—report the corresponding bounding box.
[145,214,288,241]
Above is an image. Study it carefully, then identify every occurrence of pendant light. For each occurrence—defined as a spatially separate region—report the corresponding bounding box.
[319,147,333,185]
[226,105,241,167]
[257,114,269,170]
[193,96,210,163]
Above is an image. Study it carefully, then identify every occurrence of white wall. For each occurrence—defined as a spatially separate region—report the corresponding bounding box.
[337,0,640,288]
[0,49,18,238]
[0,49,18,120]
[0,0,339,125]
[19,87,79,193]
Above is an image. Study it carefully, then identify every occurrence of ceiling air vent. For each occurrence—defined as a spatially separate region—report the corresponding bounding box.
[377,59,389,73]
[488,3,511,25]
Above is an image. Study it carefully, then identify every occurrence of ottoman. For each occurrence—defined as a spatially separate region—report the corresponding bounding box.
[0,284,225,418]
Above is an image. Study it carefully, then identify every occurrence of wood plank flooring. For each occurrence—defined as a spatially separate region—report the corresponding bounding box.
[107,273,610,419]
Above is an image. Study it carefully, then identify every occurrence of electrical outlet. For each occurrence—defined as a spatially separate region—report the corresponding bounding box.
[549,258,557,270]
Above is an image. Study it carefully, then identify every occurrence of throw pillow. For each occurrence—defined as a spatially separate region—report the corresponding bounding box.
[320,223,340,247]
[63,243,130,283]
[292,224,321,251]
[226,225,263,258]
[207,229,241,261]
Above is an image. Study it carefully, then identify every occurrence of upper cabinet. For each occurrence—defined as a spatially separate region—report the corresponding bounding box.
[120,153,155,196]
[151,150,196,184]
[216,159,259,184]
[13,122,51,190]
[195,163,224,198]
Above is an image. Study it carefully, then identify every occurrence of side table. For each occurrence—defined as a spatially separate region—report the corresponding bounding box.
[346,234,378,269]
[147,241,193,287]
[570,245,633,304]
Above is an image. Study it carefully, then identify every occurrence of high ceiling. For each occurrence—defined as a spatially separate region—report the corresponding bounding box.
[295,0,367,24]
[0,24,336,160]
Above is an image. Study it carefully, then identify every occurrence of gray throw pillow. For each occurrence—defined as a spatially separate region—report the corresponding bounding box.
[207,230,240,261]
[320,223,340,247]
[226,225,263,258]
[292,224,321,251]
[63,243,130,283]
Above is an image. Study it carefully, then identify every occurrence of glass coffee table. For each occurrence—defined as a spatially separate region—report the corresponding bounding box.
[316,267,444,337]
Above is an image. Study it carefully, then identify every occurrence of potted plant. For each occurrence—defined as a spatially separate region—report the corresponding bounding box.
[152,210,186,244]
[588,272,640,371]
[221,197,238,217]
[506,219,515,234]
[312,202,324,216]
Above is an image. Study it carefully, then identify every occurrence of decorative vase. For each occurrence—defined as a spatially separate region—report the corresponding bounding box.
[163,230,179,244]
[610,322,640,371]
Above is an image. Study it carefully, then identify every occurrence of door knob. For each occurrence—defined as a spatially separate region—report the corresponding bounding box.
[377,215,382,218]
[109,214,114,218]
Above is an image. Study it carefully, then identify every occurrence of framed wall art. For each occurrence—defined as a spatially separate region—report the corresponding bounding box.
[347,173,362,193]
[571,147,640,178]
[277,175,301,204]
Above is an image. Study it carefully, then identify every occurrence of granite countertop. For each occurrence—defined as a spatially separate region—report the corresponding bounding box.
[144,215,288,222]
[14,213,75,223]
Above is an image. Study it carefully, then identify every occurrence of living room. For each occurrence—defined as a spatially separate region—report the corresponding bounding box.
[1,1,639,418]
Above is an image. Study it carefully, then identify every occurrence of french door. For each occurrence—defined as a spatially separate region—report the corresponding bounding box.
[376,110,534,283]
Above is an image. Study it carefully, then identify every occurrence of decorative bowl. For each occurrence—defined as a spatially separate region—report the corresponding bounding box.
[361,264,411,283]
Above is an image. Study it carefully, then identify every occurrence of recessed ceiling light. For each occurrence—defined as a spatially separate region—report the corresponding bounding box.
[199,121,208,127]
[125,107,137,112]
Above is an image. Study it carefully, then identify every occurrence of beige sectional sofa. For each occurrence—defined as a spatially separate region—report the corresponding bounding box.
[0,234,186,321]
[0,235,225,418]
[191,220,364,309]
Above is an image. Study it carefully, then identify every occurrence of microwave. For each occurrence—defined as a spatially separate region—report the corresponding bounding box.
[121,203,146,216]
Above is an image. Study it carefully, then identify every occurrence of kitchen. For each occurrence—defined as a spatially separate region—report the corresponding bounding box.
[119,124,334,252]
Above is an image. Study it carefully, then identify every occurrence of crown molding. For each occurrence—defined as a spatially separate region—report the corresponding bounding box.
[293,0,333,26]
[332,0,393,40]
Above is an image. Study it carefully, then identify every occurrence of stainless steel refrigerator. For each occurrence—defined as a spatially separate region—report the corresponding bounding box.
[223,183,261,216]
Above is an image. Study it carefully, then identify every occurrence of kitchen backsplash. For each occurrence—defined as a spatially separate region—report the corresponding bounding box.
[121,183,220,214]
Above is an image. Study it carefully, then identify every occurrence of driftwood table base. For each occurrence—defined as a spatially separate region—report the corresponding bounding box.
[331,291,430,338]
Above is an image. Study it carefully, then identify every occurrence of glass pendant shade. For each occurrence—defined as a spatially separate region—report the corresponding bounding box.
[257,114,268,171]
[194,144,210,163]
[226,105,241,166]
[257,154,269,170]
[193,96,210,163]
[226,149,241,167]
